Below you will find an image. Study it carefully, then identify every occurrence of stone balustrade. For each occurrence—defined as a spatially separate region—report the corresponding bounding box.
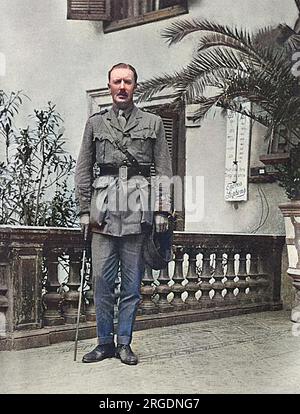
[0,226,285,350]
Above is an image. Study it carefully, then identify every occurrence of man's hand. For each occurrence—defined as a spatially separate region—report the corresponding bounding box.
[80,213,90,238]
[154,214,169,233]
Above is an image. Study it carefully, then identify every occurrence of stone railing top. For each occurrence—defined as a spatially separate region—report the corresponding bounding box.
[0,226,285,236]
[0,226,285,251]
[173,231,285,249]
[0,225,80,231]
[174,231,285,237]
[0,226,82,246]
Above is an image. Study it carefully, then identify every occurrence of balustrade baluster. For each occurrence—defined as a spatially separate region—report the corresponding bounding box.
[198,249,214,308]
[171,246,186,310]
[211,249,226,306]
[43,248,64,326]
[63,248,86,324]
[139,265,158,315]
[185,248,200,309]
[224,250,238,306]
[247,253,260,303]
[156,265,173,313]
[236,250,249,304]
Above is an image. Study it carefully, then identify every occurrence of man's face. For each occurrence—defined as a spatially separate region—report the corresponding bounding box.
[108,67,136,109]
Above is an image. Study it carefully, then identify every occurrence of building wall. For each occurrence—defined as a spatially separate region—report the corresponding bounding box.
[185,109,288,235]
[0,0,298,236]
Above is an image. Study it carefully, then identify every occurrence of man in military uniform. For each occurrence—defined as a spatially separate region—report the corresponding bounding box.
[75,63,172,365]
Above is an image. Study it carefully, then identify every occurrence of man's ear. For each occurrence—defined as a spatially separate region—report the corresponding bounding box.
[107,83,111,91]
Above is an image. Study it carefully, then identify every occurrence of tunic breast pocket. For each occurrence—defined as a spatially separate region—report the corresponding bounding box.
[94,135,114,164]
[130,128,156,162]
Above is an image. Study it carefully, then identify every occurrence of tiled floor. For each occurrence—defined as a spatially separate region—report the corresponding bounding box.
[1,310,300,394]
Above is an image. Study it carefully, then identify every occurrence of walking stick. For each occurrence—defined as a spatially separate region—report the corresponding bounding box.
[74,225,89,362]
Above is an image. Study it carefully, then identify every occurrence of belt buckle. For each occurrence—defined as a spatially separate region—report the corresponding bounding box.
[119,165,128,181]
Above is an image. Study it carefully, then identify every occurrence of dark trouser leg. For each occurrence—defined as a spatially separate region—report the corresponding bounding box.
[117,233,145,345]
[92,232,119,345]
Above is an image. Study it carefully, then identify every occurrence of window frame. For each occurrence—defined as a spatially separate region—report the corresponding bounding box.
[103,0,189,33]
[259,126,291,166]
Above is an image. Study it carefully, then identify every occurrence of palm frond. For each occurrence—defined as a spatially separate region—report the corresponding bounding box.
[182,68,248,103]
[189,93,273,131]
[277,24,296,42]
[162,18,296,96]
[135,72,181,103]
[257,44,294,86]
[223,68,295,119]
[191,95,224,120]
[219,101,276,145]
[213,61,298,126]
[137,40,296,109]
[252,26,277,45]
[139,16,300,146]
[273,96,300,126]
[246,111,272,129]
[162,19,252,47]
[180,47,248,84]
[196,32,256,56]
[284,33,300,53]
[253,24,293,49]
[253,23,300,55]
[184,50,283,102]
[137,47,250,104]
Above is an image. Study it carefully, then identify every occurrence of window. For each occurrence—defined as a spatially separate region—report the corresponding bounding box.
[249,125,292,184]
[259,126,292,166]
[67,0,189,32]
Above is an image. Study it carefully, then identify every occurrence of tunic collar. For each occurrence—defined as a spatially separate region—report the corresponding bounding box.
[112,103,134,120]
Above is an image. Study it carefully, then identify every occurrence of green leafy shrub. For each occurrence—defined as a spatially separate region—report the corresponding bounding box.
[0,90,78,226]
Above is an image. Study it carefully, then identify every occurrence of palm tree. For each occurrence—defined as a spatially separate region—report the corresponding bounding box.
[136,1,300,198]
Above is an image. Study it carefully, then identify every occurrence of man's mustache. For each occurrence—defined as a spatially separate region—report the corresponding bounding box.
[117,92,128,97]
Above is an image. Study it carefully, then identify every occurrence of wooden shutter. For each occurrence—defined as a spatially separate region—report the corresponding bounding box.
[147,107,185,229]
[67,0,111,21]
[144,109,179,174]
[161,116,175,160]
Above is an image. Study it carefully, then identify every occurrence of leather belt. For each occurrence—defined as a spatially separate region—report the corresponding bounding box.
[96,164,151,179]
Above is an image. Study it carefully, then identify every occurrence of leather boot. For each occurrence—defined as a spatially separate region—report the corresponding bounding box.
[82,343,116,363]
[116,344,138,365]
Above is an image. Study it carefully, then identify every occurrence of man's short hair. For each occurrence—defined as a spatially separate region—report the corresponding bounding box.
[108,63,138,84]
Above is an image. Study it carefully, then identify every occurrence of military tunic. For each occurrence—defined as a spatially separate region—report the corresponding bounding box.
[75,105,172,236]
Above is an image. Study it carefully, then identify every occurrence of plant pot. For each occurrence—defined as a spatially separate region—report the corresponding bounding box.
[279,200,300,322]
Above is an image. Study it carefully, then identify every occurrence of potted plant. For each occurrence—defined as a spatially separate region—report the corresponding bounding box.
[135,0,300,321]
